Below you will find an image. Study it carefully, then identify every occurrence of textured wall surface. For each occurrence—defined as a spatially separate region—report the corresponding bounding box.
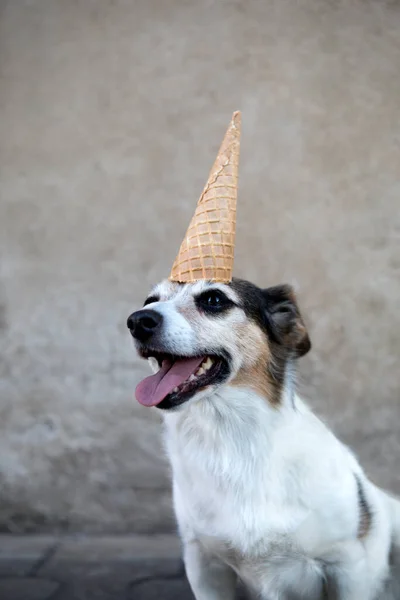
[0,0,399,533]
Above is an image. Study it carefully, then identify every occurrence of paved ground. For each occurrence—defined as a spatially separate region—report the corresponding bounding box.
[0,535,249,600]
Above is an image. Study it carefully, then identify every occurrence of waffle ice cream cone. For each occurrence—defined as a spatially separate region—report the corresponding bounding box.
[169,111,241,283]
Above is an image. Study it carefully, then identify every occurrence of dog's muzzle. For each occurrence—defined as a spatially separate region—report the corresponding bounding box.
[127,306,231,410]
[127,309,163,343]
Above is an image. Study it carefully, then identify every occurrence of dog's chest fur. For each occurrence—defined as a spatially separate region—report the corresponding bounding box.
[163,386,362,595]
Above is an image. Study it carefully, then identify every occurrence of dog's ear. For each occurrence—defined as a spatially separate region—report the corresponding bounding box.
[262,284,311,358]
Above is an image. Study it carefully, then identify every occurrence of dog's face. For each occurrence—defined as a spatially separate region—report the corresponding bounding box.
[127,278,311,410]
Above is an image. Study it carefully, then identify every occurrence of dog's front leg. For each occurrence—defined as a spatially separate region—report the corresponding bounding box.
[325,551,383,600]
[327,574,374,600]
[183,539,237,600]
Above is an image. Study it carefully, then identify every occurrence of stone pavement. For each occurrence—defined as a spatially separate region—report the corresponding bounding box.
[0,535,249,599]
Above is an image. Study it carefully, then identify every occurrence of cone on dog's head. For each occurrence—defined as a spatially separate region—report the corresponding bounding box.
[169,111,241,284]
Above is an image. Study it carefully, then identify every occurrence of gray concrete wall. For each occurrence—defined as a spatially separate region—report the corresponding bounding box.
[0,0,399,533]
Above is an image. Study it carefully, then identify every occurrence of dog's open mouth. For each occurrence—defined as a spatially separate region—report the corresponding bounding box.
[135,351,229,409]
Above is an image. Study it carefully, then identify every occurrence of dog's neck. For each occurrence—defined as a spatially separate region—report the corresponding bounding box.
[162,380,300,483]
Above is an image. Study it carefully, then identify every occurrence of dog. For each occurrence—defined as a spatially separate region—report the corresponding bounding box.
[127,277,400,599]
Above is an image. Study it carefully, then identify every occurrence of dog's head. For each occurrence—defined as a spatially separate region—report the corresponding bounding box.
[127,278,310,410]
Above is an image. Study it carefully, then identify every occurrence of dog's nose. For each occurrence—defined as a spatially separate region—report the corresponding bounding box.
[127,309,163,342]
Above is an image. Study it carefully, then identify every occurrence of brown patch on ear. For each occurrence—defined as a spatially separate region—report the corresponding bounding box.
[285,317,311,358]
[228,322,282,405]
[266,285,311,358]
[287,288,311,357]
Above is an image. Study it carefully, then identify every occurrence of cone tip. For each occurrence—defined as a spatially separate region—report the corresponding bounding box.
[231,110,241,129]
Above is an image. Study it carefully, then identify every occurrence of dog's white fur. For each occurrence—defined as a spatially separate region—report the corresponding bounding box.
[134,279,400,599]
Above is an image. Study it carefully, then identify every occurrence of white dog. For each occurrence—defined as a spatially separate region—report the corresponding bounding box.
[128,277,400,599]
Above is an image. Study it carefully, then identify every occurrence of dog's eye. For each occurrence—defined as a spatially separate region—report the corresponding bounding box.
[143,296,159,307]
[196,290,234,313]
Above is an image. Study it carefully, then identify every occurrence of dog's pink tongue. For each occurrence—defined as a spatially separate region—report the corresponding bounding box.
[135,356,205,407]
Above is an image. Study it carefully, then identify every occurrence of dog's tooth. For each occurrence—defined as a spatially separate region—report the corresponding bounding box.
[203,357,213,371]
[189,374,197,381]
[173,387,179,393]
[196,367,205,376]
[148,357,159,373]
